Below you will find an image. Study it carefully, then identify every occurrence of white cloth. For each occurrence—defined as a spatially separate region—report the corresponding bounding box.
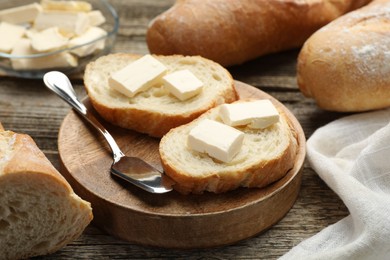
[281,108,390,260]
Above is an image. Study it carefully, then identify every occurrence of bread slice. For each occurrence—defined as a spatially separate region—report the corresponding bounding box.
[0,130,93,259]
[84,53,237,137]
[159,99,298,194]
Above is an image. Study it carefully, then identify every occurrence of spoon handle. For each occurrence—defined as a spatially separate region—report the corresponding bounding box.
[43,71,125,162]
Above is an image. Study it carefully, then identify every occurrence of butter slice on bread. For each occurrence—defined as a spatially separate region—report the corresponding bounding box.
[0,128,92,259]
[84,53,237,137]
[159,100,298,194]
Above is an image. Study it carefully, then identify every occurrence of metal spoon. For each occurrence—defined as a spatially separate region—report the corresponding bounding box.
[43,71,173,194]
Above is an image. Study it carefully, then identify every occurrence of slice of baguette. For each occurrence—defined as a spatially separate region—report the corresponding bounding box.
[159,99,298,194]
[84,53,237,137]
[0,129,93,259]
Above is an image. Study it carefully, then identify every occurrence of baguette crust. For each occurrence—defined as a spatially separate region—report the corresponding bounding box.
[84,53,237,137]
[159,100,298,194]
[147,0,372,67]
[298,0,390,112]
[0,130,92,259]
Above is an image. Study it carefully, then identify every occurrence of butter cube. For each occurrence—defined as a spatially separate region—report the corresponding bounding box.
[88,10,106,26]
[30,27,69,52]
[0,22,26,53]
[41,0,92,12]
[162,69,203,101]
[188,119,244,163]
[25,29,39,39]
[11,38,77,70]
[34,11,90,36]
[69,27,107,57]
[109,55,167,98]
[220,100,280,129]
[0,3,42,24]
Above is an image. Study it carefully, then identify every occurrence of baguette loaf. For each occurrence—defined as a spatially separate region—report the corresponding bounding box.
[84,53,237,137]
[297,0,390,112]
[147,0,372,67]
[0,129,92,259]
[159,99,298,194]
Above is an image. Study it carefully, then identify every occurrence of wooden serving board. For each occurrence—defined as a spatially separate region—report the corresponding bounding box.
[58,81,306,249]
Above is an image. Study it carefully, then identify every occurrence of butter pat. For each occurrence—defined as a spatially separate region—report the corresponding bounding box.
[163,69,203,101]
[0,3,42,24]
[88,10,106,26]
[41,0,92,12]
[0,22,26,53]
[30,27,69,52]
[220,100,279,129]
[34,11,90,36]
[69,27,107,57]
[11,38,77,70]
[109,55,167,98]
[188,119,244,163]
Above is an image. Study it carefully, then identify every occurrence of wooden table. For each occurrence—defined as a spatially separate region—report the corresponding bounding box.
[0,0,349,258]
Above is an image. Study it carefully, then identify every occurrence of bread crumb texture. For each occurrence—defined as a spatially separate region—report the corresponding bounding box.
[160,101,298,194]
[0,131,92,259]
[86,54,232,111]
[84,53,236,137]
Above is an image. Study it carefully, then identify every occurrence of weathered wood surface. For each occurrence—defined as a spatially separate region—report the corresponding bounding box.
[0,0,349,259]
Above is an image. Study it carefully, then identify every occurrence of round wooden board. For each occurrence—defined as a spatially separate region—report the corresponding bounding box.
[58,81,306,249]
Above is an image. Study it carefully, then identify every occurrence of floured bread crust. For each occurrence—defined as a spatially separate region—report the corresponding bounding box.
[298,0,390,112]
[147,0,372,66]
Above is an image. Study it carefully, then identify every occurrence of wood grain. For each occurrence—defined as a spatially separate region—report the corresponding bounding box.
[0,0,351,258]
[57,82,306,248]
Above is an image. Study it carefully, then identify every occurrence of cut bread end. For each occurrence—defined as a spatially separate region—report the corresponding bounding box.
[84,53,237,137]
[159,99,298,194]
[0,130,92,259]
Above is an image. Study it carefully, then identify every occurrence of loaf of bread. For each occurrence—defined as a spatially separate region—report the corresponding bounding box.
[297,0,390,112]
[84,53,237,137]
[146,0,372,67]
[0,128,93,259]
[159,99,298,194]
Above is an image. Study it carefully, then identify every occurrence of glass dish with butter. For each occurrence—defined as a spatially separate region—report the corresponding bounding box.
[0,0,119,78]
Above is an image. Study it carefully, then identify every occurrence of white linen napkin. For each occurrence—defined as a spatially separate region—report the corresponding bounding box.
[280,108,390,260]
